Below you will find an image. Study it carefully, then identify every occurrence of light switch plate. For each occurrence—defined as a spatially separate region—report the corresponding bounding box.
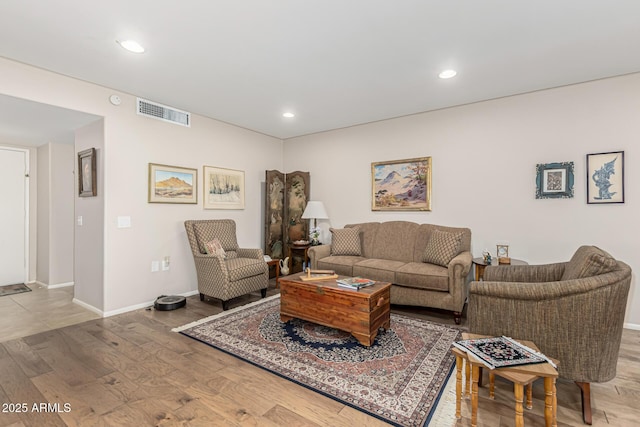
[117,216,131,228]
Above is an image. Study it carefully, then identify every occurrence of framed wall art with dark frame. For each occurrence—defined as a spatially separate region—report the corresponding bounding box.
[78,147,97,197]
[203,165,245,209]
[535,161,574,199]
[586,151,624,204]
[148,163,197,204]
[371,156,432,211]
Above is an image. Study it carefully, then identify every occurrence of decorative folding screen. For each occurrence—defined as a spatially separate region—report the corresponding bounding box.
[264,170,310,260]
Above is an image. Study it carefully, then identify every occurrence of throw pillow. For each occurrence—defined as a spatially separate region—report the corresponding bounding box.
[422,229,463,267]
[204,238,227,258]
[561,245,617,280]
[330,227,362,256]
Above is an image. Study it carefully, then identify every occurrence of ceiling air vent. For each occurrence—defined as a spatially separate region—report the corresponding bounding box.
[137,98,190,127]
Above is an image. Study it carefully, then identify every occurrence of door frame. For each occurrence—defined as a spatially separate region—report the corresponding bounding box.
[0,145,29,284]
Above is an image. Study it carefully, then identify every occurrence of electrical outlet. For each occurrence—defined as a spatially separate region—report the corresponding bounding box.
[162,256,170,271]
[151,261,160,272]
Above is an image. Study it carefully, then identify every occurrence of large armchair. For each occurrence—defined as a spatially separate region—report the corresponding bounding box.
[467,245,631,425]
[184,219,268,310]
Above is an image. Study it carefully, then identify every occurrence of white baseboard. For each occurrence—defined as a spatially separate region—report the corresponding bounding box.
[624,322,640,331]
[72,298,104,317]
[48,281,74,289]
[30,280,74,289]
[102,289,200,318]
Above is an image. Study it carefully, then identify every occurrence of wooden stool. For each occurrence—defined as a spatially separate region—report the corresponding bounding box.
[452,334,559,427]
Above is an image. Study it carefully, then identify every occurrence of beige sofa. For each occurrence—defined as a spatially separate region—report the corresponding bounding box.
[308,221,472,324]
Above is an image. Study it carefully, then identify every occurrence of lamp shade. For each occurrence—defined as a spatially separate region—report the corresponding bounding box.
[301,201,328,219]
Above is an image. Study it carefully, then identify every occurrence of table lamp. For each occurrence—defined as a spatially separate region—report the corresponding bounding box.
[301,201,328,245]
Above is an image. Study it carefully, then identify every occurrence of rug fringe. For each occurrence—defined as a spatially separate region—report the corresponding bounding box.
[171,294,281,332]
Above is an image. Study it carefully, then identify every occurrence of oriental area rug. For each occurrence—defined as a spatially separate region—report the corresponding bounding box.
[174,295,461,426]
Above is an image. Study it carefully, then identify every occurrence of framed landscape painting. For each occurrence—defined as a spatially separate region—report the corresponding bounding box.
[587,151,624,204]
[148,163,197,204]
[204,166,245,209]
[372,157,432,211]
[535,161,574,199]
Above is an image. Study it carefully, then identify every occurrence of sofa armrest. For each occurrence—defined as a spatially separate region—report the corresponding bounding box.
[483,262,566,283]
[237,248,263,260]
[449,250,472,277]
[308,244,331,269]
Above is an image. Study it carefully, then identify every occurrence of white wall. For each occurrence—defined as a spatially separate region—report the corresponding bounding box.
[75,121,105,310]
[36,144,50,284]
[1,57,283,315]
[284,73,640,328]
[49,143,75,285]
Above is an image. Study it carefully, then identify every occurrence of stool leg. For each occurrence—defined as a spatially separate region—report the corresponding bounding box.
[471,364,480,427]
[455,355,463,419]
[465,358,471,397]
[489,372,495,399]
[514,383,525,427]
[526,382,533,410]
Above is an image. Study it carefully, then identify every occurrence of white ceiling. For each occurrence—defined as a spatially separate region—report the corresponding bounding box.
[1,1,640,141]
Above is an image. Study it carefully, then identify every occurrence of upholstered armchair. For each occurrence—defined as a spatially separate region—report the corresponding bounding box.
[467,246,631,425]
[184,219,269,310]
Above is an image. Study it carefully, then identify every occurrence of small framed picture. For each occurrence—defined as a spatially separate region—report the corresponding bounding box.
[78,148,97,197]
[586,151,624,204]
[496,245,509,259]
[535,162,574,199]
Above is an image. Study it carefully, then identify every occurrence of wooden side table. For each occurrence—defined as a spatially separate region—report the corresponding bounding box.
[266,259,280,288]
[472,257,528,281]
[289,244,310,274]
[452,333,559,427]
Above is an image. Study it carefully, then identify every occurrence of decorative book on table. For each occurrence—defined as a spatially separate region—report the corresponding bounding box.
[452,336,556,370]
[336,277,375,289]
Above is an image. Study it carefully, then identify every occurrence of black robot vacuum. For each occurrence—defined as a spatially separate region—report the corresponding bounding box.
[154,295,187,311]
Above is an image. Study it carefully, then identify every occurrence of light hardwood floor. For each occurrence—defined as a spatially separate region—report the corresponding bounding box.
[0,281,639,426]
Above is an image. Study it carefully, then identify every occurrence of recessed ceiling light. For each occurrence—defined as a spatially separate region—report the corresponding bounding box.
[282,112,295,118]
[438,69,457,79]
[117,39,145,54]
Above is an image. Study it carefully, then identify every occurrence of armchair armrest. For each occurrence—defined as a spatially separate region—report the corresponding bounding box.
[237,248,264,260]
[308,244,331,269]
[193,253,229,280]
[483,262,565,283]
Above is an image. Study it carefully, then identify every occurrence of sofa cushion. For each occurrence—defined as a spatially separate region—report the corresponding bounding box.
[318,255,366,277]
[396,262,449,292]
[352,258,406,284]
[204,238,226,258]
[561,245,618,280]
[422,229,463,267]
[330,227,362,256]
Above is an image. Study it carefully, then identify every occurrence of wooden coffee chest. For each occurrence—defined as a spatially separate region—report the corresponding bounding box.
[279,277,391,346]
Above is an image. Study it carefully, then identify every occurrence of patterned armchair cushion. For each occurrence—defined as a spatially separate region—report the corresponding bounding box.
[330,226,362,256]
[193,221,240,253]
[422,229,463,267]
[561,245,618,280]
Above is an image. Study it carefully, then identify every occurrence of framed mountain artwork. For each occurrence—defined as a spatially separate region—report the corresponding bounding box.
[371,157,432,211]
[148,163,197,204]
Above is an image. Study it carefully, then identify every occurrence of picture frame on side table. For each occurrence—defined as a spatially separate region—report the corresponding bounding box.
[148,163,197,204]
[535,161,574,199]
[204,165,245,209]
[587,151,624,204]
[78,148,97,197]
[371,156,432,211]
